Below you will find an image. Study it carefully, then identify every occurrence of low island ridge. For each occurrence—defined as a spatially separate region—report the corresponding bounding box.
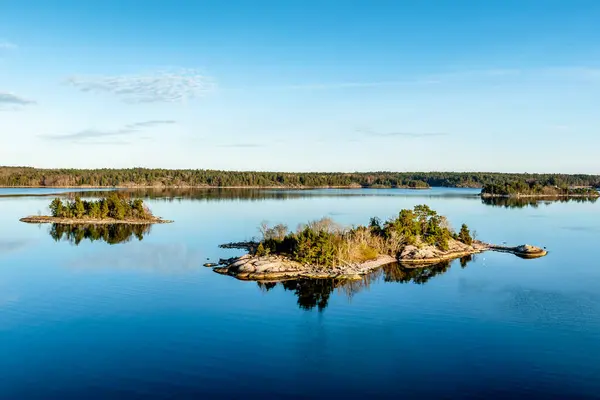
[214,205,546,281]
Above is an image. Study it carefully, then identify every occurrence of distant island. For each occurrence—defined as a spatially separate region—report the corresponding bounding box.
[1,167,599,190]
[481,181,600,198]
[20,193,172,224]
[214,205,546,281]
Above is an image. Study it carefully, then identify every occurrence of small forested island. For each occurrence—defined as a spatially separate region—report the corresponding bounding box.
[214,205,547,281]
[481,181,600,198]
[20,193,172,224]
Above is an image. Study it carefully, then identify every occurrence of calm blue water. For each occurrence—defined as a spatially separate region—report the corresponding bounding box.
[1,188,599,399]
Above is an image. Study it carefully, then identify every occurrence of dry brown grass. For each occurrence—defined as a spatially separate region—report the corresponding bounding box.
[334,226,406,264]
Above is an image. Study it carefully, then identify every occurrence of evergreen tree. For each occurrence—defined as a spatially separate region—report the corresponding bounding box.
[458,224,473,245]
[100,200,109,218]
[49,198,64,217]
[74,196,85,218]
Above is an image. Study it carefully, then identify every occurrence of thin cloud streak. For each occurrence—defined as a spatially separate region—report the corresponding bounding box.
[65,69,217,103]
[0,41,17,50]
[259,66,600,91]
[0,92,35,106]
[41,120,176,142]
[216,143,264,148]
[265,69,521,91]
[357,128,449,138]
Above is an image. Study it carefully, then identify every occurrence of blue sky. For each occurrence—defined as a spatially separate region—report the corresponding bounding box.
[1,0,599,172]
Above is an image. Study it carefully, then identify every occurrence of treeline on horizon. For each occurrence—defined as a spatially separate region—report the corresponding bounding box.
[1,167,599,189]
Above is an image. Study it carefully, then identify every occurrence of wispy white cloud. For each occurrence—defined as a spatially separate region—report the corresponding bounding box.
[65,69,217,103]
[0,41,17,50]
[0,92,36,106]
[274,81,418,90]
[551,124,571,131]
[216,143,265,148]
[541,67,600,82]
[357,128,449,138]
[262,66,600,91]
[41,120,176,143]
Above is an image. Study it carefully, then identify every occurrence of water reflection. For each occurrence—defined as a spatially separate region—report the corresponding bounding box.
[70,188,480,203]
[0,239,32,254]
[257,259,467,312]
[482,196,598,208]
[49,223,152,245]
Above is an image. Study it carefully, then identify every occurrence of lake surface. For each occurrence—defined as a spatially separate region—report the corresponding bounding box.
[1,188,600,399]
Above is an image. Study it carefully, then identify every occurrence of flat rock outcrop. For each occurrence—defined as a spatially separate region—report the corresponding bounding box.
[214,254,396,281]
[490,243,548,259]
[398,239,489,265]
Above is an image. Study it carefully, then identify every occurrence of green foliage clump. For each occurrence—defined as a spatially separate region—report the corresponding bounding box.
[254,205,469,267]
[48,193,153,221]
[458,224,473,245]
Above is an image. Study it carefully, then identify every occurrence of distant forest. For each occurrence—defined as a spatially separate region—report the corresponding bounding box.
[1,167,599,189]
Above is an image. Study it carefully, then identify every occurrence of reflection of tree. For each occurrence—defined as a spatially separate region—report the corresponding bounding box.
[481,196,597,209]
[384,261,451,284]
[257,259,471,312]
[256,281,277,292]
[49,223,151,245]
[72,188,309,203]
[69,187,472,203]
[459,255,472,268]
[281,279,339,312]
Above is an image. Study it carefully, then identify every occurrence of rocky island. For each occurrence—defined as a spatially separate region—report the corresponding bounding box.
[214,205,546,281]
[20,194,172,225]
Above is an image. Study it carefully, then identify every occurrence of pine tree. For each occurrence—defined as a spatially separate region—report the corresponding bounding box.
[49,198,64,217]
[74,196,86,218]
[100,200,109,219]
[458,224,473,245]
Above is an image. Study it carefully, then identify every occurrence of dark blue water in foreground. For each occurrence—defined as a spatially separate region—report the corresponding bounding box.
[1,188,600,399]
